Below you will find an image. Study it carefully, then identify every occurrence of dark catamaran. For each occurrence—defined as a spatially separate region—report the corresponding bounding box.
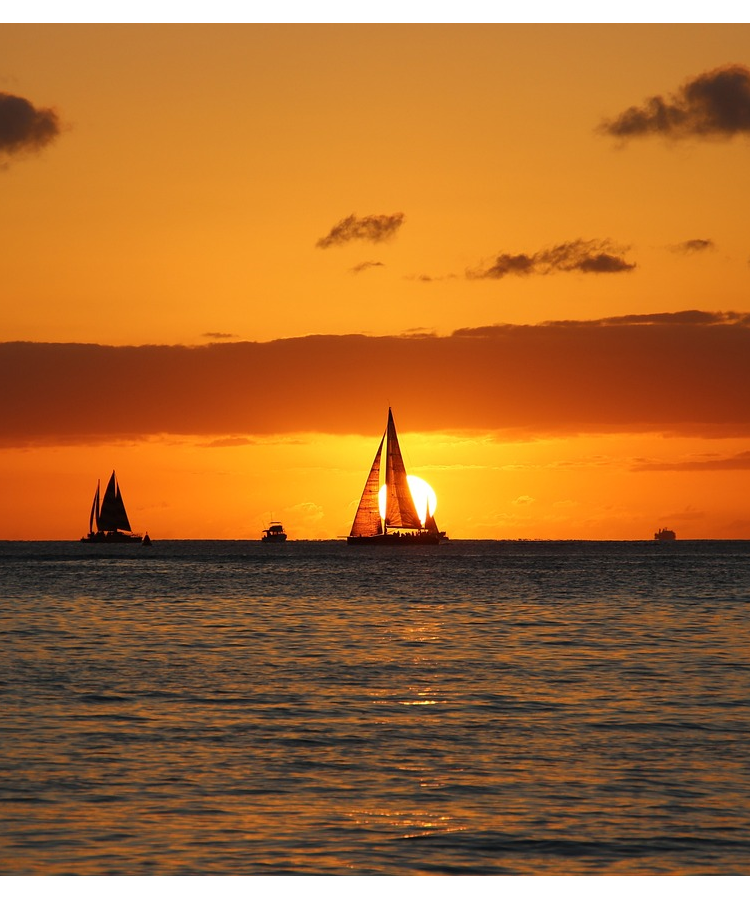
[81,471,149,544]
[348,408,447,545]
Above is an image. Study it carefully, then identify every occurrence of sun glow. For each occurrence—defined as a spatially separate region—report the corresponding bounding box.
[378,475,438,526]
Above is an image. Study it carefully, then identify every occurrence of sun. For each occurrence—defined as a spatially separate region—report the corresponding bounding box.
[378,475,437,526]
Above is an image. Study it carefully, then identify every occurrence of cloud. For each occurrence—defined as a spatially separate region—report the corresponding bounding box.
[467,239,635,280]
[316,213,404,248]
[546,310,747,327]
[406,273,458,283]
[200,436,256,448]
[600,64,750,141]
[669,239,715,255]
[0,92,61,158]
[4,313,750,445]
[633,451,750,472]
[349,260,384,275]
[203,332,239,340]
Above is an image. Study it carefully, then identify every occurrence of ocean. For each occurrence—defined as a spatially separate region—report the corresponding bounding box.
[1,539,749,876]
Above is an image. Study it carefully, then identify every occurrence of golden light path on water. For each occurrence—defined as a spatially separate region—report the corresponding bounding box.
[378,476,437,526]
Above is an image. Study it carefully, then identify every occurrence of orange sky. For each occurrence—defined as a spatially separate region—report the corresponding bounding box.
[2,22,750,540]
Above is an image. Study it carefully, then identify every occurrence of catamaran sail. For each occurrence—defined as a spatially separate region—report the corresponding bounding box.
[81,471,148,543]
[98,472,132,533]
[88,481,100,535]
[348,409,446,544]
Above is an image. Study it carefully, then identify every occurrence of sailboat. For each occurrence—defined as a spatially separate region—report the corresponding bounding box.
[81,470,149,544]
[348,408,447,545]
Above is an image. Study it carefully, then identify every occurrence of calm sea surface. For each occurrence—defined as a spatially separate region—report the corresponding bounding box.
[1,539,749,876]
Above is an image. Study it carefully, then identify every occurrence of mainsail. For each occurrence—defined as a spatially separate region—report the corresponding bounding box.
[97,471,132,533]
[349,435,384,538]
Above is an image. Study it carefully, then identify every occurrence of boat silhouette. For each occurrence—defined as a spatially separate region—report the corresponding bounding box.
[81,471,150,544]
[348,408,447,545]
[262,522,288,542]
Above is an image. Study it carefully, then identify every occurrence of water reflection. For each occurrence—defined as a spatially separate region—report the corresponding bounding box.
[2,540,750,874]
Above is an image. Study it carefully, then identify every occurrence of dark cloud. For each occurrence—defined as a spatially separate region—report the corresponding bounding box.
[203,332,239,340]
[4,312,750,445]
[669,239,715,254]
[547,310,747,327]
[0,92,61,158]
[316,213,404,249]
[600,64,750,141]
[467,239,635,280]
[349,261,384,275]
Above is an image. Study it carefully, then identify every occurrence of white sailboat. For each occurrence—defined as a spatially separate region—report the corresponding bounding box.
[348,408,447,545]
[81,471,149,544]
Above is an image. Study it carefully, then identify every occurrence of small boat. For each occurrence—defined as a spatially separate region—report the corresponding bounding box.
[348,408,447,545]
[81,471,150,544]
[654,528,676,542]
[262,522,287,542]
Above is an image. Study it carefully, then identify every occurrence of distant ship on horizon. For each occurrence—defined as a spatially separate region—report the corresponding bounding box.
[262,522,287,542]
[654,528,676,542]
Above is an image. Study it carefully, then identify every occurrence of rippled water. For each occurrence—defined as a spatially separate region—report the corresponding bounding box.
[2,539,749,875]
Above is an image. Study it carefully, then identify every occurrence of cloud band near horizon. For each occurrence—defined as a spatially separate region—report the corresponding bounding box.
[3,311,750,446]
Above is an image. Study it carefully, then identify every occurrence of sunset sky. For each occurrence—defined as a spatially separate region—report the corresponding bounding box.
[3,21,750,540]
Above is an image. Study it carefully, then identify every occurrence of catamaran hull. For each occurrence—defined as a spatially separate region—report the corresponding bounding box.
[81,531,145,544]
[347,532,447,545]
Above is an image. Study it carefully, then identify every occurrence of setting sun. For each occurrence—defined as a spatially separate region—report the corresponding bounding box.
[379,475,437,526]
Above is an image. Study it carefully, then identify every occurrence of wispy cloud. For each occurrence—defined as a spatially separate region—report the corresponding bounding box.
[669,239,716,254]
[546,310,747,327]
[467,239,635,280]
[316,213,404,249]
[349,260,384,275]
[0,92,61,160]
[633,451,750,472]
[600,64,750,141]
[405,273,458,283]
[203,332,239,340]
[200,436,256,448]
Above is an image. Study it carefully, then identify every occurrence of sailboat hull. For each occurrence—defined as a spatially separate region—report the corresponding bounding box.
[81,531,144,544]
[347,532,446,545]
